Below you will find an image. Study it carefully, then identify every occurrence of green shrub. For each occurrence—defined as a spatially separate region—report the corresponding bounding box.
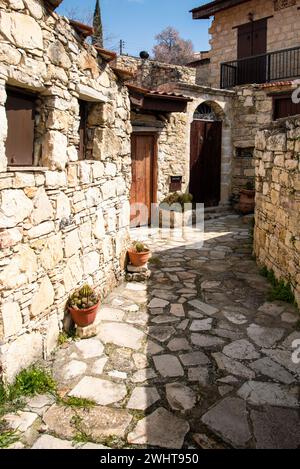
[161,192,193,208]
[12,366,56,398]
[260,267,296,305]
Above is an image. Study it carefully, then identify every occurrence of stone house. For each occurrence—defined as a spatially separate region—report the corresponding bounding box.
[0,0,134,383]
[116,55,235,208]
[115,0,300,209]
[0,0,299,383]
[0,0,193,382]
[115,0,300,304]
[191,0,300,304]
[191,0,300,197]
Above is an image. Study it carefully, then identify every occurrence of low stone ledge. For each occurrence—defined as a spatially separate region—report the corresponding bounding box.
[126,263,151,282]
[76,313,102,339]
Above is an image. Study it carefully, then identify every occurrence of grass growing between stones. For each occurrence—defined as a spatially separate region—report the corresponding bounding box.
[101,435,126,449]
[58,329,77,346]
[70,414,91,444]
[0,366,57,419]
[0,420,19,449]
[59,396,96,409]
[260,267,297,306]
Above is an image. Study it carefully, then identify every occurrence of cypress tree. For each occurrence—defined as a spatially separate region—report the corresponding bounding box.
[92,0,103,47]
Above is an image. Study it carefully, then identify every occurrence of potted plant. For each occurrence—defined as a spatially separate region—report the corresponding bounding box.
[68,284,100,327]
[239,181,255,214]
[159,192,193,228]
[128,241,151,267]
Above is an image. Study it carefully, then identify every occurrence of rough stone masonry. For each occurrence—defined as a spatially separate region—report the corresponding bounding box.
[254,115,300,307]
[0,0,132,383]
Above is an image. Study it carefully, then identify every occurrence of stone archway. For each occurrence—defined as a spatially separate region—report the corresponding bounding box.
[186,95,232,207]
[189,101,224,206]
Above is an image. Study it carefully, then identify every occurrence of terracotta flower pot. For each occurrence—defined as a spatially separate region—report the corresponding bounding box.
[239,189,255,214]
[69,302,99,327]
[128,249,151,267]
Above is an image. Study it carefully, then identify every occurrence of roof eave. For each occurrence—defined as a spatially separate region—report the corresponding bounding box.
[69,20,94,38]
[111,66,136,81]
[45,0,63,10]
[127,84,192,113]
[190,0,251,20]
[94,46,117,62]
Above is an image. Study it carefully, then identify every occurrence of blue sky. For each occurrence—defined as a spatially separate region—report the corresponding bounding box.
[58,0,211,56]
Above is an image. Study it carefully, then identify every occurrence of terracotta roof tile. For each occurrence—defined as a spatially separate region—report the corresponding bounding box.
[259,81,295,89]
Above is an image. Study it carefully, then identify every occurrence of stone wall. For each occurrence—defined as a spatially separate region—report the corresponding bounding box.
[160,82,235,205]
[231,82,300,197]
[116,56,195,201]
[115,55,196,89]
[254,116,300,307]
[231,85,273,196]
[131,111,189,201]
[209,0,300,88]
[194,60,211,87]
[0,0,132,382]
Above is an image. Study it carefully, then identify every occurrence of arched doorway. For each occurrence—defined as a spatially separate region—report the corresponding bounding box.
[190,102,222,207]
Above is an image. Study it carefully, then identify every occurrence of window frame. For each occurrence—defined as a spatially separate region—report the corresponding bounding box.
[78,100,88,161]
[5,86,37,167]
[236,147,254,159]
[272,92,300,120]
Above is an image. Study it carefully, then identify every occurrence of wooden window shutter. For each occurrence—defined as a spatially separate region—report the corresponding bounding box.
[5,89,35,166]
[252,19,267,56]
[78,100,88,160]
[273,93,300,120]
[237,19,267,59]
[238,23,252,59]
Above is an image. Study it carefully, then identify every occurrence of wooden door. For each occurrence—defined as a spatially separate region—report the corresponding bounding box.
[237,18,267,84]
[190,120,222,207]
[130,133,157,226]
[6,90,35,166]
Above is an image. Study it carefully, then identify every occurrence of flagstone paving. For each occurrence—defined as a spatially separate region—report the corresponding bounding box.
[3,215,300,449]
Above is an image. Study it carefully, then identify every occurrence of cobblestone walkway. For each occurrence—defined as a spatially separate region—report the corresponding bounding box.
[5,215,300,449]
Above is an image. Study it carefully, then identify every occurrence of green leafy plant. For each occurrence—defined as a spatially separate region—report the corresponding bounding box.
[161,192,193,208]
[131,241,149,253]
[0,367,57,419]
[69,284,99,310]
[260,267,296,305]
[12,366,56,398]
[58,329,76,346]
[0,420,19,449]
[0,383,6,407]
[0,382,25,419]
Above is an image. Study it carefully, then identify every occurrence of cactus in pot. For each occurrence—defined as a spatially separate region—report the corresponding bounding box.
[68,284,100,327]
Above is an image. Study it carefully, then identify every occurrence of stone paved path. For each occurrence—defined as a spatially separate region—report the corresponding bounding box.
[4,215,300,449]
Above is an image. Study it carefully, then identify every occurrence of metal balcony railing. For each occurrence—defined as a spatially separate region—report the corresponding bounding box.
[220,46,300,89]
